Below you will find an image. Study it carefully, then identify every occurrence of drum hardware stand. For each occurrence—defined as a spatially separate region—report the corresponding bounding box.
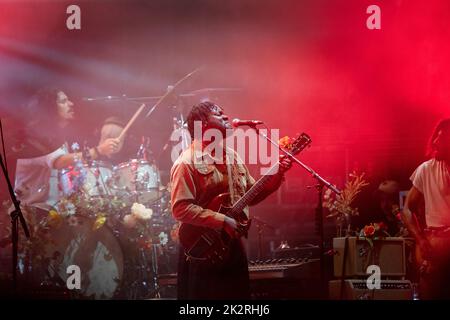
[134,243,154,299]
[176,112,190,151]
[83,141,110,197]
[0,118,30,292]
[253,216,275,260]
[250,124,341,298]
[139,245,153,297]
[94,164,112,197]
[150,243,162,298]
[137,136,150,161]
[125,248,149,300]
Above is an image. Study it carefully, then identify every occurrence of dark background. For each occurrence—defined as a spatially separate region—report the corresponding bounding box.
[1,0,449,259]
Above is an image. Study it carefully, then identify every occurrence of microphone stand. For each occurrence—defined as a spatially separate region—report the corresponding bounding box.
[173,95,190,151]
[0,119,30,293]
[253,125,341,298]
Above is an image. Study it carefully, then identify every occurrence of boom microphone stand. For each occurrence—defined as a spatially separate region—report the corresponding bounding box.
[252,124,341,298]
[0,119,30,292]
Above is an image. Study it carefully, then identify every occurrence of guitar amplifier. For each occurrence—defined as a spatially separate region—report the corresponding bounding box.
[329,280,413,300]
[333,237,406,277]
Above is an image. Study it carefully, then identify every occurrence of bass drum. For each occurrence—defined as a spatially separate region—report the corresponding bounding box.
[27,212,123,300]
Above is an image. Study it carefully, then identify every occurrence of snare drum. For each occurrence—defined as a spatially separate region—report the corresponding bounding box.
[111,159,161,204]
[59,161,113,197]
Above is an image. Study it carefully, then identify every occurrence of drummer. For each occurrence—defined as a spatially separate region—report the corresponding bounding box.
[97,116,152,165]
[13,87,121,210]
[97,116,131,165]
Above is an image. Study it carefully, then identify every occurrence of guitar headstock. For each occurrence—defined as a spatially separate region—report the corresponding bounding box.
[279,133,312,155]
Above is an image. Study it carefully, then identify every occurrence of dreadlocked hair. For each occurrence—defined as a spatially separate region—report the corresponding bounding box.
[427,118,450,158]
[186,101,220,139]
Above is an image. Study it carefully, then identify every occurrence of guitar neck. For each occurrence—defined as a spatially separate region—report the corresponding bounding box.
[228,132,311,218]
[229,162,280,216]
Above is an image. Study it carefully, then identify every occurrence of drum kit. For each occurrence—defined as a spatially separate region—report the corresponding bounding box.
[17,153,179,300]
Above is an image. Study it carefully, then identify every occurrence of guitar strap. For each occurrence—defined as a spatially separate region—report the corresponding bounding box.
[225,150,236,206]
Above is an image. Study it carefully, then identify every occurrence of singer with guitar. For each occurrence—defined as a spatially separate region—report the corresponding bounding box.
[402,118,450,299]
[170,101,294,300]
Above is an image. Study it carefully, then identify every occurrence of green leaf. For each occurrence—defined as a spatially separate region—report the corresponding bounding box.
[366,237,374,248]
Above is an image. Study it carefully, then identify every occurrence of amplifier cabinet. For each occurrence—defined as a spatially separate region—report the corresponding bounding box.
[333,237,406,277]
[329,279,413,300]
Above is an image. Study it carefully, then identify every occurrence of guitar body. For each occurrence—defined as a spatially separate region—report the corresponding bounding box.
[415,232,450,299]
[178,193,249,266]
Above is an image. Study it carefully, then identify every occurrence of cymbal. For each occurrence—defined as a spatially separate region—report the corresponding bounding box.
[187,87,242,95]
[158,87,242,99]
[82,88,242,105]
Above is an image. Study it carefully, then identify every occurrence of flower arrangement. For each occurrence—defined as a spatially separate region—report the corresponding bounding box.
[3,204,61,267]
[323,171,369,237]
[359,222,390,247]
[55,193,128,230]
[158,232,169,245]
[278,136,293,150]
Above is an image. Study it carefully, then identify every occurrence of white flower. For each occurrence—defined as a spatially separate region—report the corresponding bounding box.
[158,232,168,245]
[71,142,80,152]
[131,202,153,221]
[66,202,76,216]
[67,215,78,227]
[123,214,137,228]
[57,200,76,217]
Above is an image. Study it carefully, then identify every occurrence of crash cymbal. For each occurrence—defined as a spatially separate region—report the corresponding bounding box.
[187,87,242,94]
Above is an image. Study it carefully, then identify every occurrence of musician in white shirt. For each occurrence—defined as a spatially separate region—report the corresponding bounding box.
[403,118,450,299]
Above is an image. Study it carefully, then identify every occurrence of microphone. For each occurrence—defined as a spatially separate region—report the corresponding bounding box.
[232,118,264,127]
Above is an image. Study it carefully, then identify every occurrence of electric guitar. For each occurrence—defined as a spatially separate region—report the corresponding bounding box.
[178,133,312,265]
[415,227,450,272]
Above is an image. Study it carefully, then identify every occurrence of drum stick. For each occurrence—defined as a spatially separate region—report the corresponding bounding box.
[117,89,168,141]
[117,92,165,141]
[117,103,146,141]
